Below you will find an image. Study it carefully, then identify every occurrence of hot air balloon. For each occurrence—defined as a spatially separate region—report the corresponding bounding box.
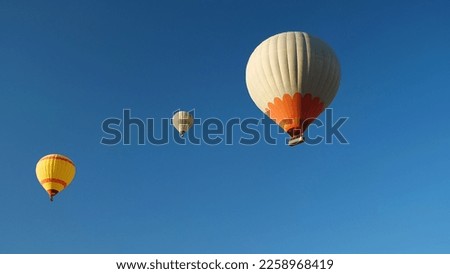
[35,154,76,201]
[172,111,193,137]
[245,32,340,146]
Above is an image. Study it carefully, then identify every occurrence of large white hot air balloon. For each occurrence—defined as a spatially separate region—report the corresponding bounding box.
[172,111,194,137]
[245,31,340,146]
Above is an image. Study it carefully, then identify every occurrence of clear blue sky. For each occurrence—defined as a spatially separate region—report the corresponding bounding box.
[1,0,449,253]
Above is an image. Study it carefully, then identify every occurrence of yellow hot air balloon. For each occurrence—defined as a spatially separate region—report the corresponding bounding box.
[172,111,194,137]
[246,32,341,146]
[35,154,76,201]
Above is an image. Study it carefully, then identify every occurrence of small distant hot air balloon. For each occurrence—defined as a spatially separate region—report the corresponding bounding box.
[172,111,193,137]
[35,154,76,201]
[246,32,341,146]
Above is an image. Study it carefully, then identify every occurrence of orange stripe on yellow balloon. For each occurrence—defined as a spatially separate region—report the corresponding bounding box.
[39,155,75,166]
[39,178,68,187]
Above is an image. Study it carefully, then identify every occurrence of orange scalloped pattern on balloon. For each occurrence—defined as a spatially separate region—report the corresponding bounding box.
[265,93,324,137]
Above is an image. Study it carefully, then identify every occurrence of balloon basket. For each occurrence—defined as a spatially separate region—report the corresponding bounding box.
[288,135,304,146]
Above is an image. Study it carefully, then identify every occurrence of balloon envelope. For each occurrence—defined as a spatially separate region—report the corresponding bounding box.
[245,31,340,142]
[35,154,76,201]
